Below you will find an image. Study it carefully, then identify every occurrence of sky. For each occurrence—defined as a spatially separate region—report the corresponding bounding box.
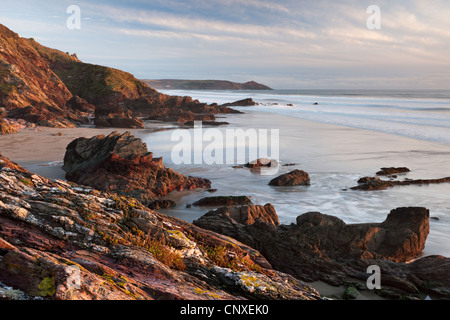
[1,0,449,89]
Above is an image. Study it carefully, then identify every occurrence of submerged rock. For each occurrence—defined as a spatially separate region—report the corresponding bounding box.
[353,176,450,191]
[245,158,277,169]
[376,167,411,176]
[269,169,310,186]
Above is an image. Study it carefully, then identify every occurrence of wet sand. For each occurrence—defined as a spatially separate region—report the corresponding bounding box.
[0,123,177,179]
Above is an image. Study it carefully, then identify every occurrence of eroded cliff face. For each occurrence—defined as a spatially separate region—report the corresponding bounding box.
[0,24,240,130]
[0,25,85,128]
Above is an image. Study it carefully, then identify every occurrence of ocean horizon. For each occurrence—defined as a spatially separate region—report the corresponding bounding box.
[160,88,450,146]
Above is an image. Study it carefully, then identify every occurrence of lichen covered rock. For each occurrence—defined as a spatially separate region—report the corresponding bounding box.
[0,153,320,300]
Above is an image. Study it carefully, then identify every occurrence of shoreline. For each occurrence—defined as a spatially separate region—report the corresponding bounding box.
[0,124,177,179]
[1,110,450,258]
[1,110,450,299]
[4,110,450,173]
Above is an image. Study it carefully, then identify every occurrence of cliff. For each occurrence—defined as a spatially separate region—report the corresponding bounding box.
[0,24,239,130]
[0,25,86,128]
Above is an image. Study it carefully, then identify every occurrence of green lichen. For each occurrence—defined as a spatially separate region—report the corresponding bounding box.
[38,277,56,297]
[0,83,17,95]
[343,286,360,300]
[193,287,222,299]
[19,177,33,186]
[146,237,186,271]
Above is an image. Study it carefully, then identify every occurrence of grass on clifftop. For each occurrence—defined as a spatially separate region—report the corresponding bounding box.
[28,38,155,104]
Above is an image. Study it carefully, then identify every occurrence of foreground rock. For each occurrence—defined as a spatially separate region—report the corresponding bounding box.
[62,131,211,205]
[269,170,310,186]
[193,204,280,240]
[196,207,429,263]
[194,205,450,299]
[0,154,320,300]
[148,199,177,210]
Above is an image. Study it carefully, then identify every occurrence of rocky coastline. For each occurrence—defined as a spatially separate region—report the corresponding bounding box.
[2,130,450,301]
[0,24,242,131]
[1,23,450,301]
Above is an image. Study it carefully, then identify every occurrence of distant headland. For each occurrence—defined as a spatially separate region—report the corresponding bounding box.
[141,79,273,90]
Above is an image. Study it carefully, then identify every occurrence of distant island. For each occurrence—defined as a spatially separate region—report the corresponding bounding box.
[141,79,273,90]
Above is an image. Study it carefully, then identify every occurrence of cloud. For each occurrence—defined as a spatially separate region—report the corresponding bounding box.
[2,0,450,88]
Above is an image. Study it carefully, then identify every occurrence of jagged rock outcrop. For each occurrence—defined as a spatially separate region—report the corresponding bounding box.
[66,95,95,114]
[94,104,144,129]
[194,204,450,299]
[62,131,212,205]
[196,207,430,263]
[0,119,18,135]
[221,98,258,107]
[0,153,320,300]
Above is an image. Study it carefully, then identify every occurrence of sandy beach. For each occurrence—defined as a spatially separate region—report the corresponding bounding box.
[0,124,176,179]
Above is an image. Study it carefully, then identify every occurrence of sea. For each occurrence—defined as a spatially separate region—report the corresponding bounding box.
[140,89,450,258]
[162,89,450,146]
